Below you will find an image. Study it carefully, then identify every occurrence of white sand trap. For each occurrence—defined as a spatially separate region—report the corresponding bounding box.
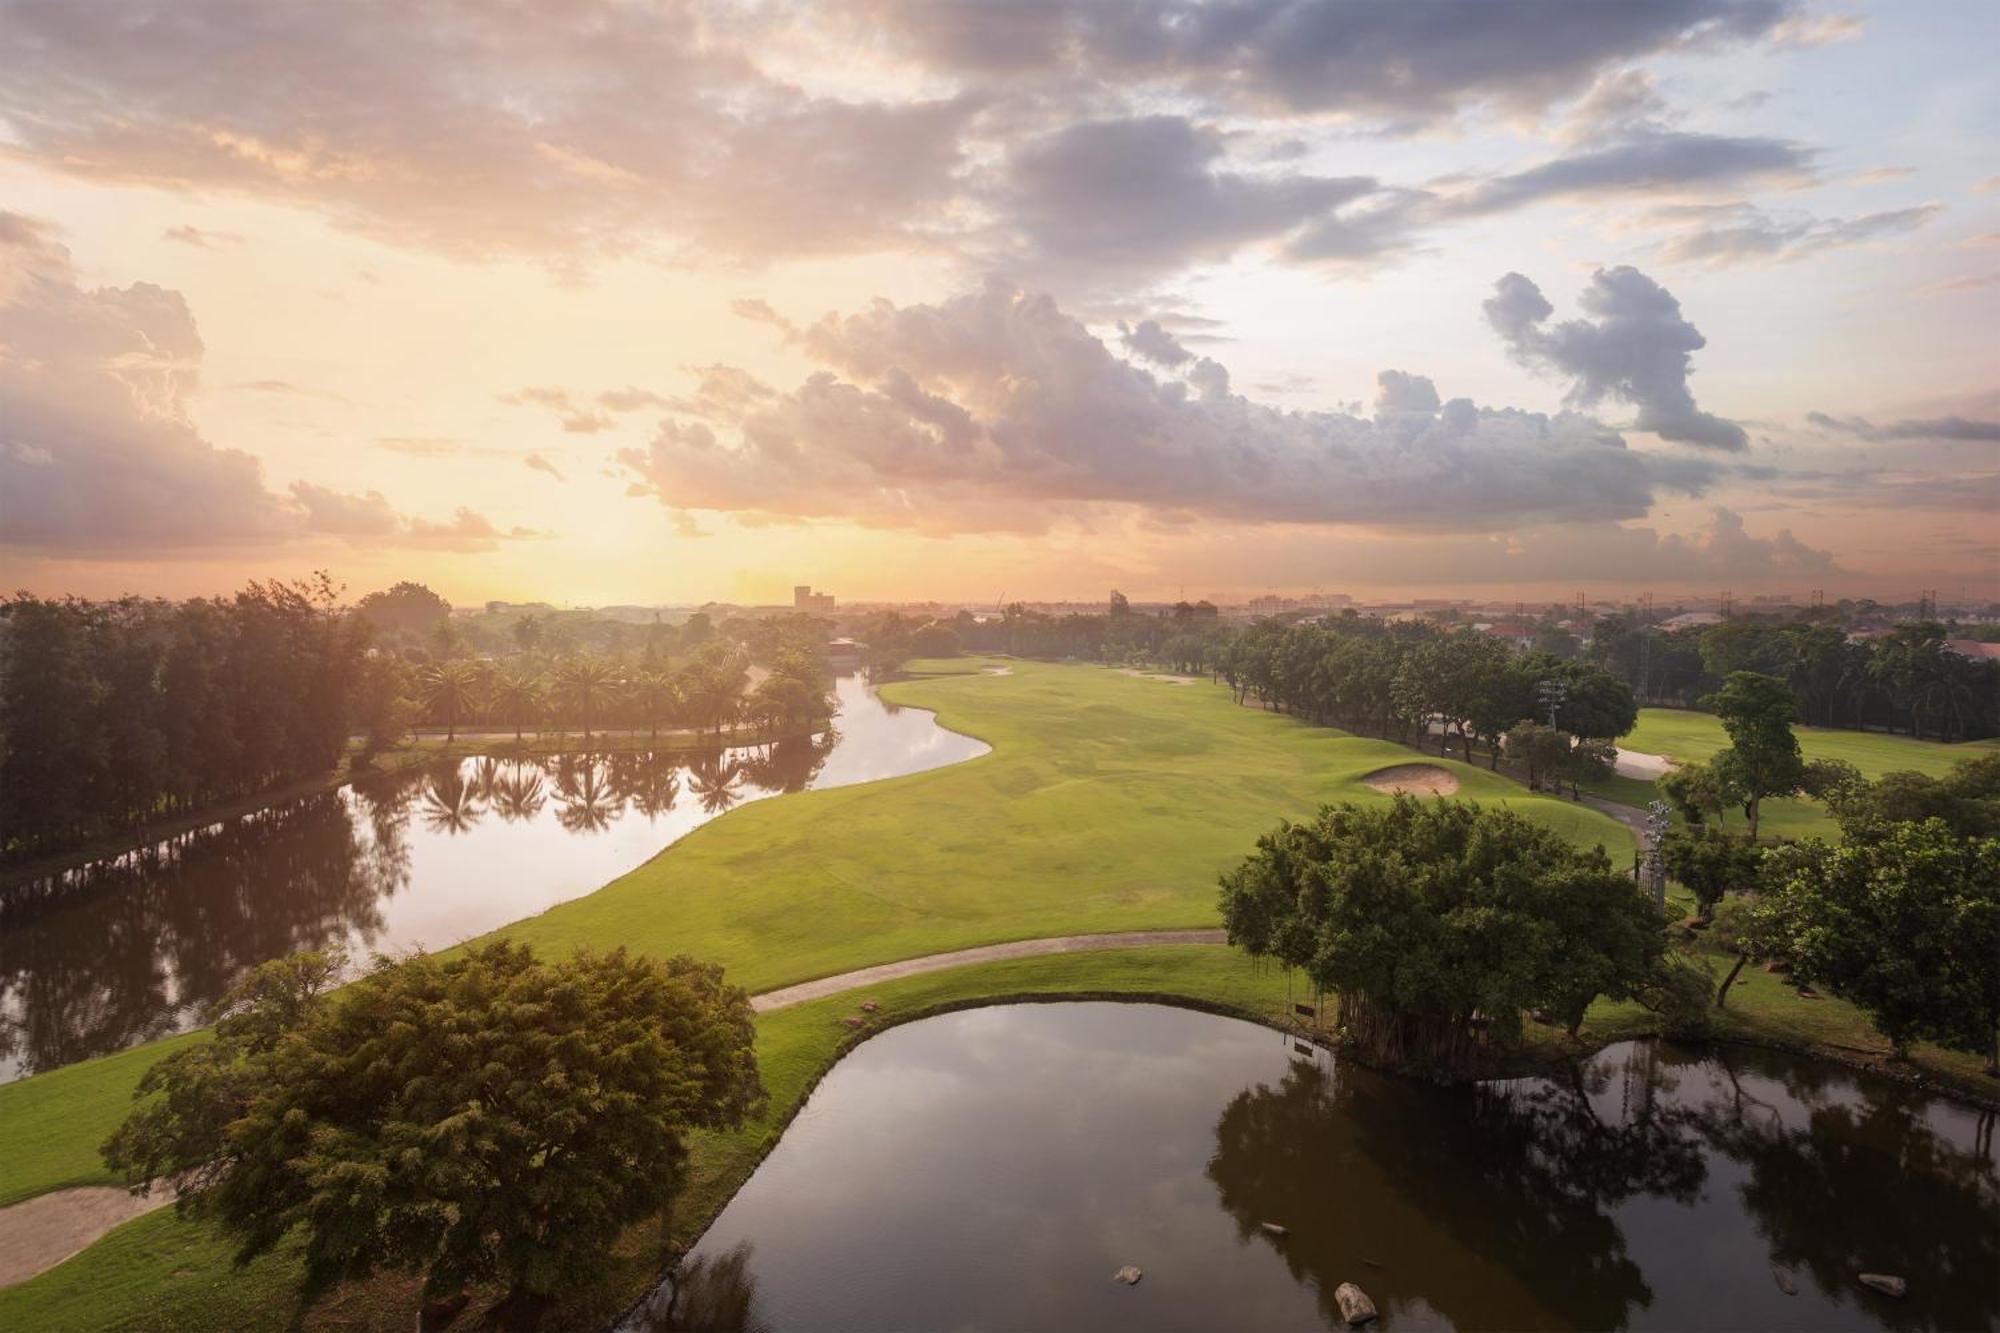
[1613,747,1675,779]
[1363,764,1461,796]
[1117,668,1196,684]
[981,666,1013,675]
[0,1185,177,1287]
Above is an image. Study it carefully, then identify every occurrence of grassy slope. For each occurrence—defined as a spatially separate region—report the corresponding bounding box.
[1610,706,1999,840]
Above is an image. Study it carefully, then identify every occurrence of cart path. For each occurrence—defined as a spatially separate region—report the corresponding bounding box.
[1,928,1230,1286]
[750,928,1229,1011]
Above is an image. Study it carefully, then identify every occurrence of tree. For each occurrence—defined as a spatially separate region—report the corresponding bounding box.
[415,660,483,743]
[1658,760,1735,828]
[551,657,619,742]
[1707,671,1805,840]
[630,667,679,741]
[104,944,764,1319]
[1822,753,2000,841]
[1757,822,2000,1070]
[1502,721,1567,791]
[354,582,450,644]
[1217,798,1661,1073]
[1662,827,1761,923]
[487,666,544,743]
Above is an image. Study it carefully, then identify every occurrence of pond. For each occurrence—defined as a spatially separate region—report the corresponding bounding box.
[0,675,987,1083]
[627,1003,2000,1333]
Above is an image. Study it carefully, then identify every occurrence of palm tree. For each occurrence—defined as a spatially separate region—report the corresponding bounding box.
[419,765,484,834]
[415,660,483,743]
[688,751,745,815]
[487,666,544,743]
[550,755,620,833]
[631,668,680,741]
[489,763,548,822]
[552,657,620,743]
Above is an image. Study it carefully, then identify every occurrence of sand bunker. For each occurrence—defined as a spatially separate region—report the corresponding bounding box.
[1117,668,1196,684]
[981,666,1013,675]
[1363,764,1461,797]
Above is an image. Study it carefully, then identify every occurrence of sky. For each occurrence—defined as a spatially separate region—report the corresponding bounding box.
[0,0,1994,608]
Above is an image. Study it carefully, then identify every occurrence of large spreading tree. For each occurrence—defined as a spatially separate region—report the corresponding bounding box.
[1756,821,2000,1071]
[104,943,764,1321]
[1218,798,1663,1075]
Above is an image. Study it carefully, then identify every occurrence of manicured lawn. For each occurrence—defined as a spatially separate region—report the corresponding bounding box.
[1611,707,1998,840]
[0,1033,203,1207]
[489,659,1633,995]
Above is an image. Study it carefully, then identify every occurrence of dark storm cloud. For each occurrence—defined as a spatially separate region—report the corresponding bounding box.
[617,281,1720,535]
[1486,266,1748,451]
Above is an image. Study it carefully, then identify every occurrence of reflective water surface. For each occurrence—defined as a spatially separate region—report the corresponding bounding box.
[630,1003,1999,1333]
[0,675,986,1082]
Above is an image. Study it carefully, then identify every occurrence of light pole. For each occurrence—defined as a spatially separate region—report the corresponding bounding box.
[1537,678,1568,729]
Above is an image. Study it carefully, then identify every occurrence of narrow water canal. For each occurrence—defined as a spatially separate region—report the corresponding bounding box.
[0,676,987,1082]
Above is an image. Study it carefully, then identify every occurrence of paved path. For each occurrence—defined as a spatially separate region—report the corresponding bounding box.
[750,929,1228,1011]
[0,928,1230,1286]
[0,1185,178,1288]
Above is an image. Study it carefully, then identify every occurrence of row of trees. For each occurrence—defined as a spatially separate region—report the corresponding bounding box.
[0,580,838,863]
[1589,616,1998,741]
[1212,614,1638,769]
[0,578,370,861]
[396,643,832,747]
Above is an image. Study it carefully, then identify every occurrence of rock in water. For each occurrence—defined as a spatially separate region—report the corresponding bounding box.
[1260,1222,1288,1236]
[1334,1282,1378,1325]
[1858,1273,1907,1297]
[1772,1269,1799,1296]
[1113,1265,1142,1286]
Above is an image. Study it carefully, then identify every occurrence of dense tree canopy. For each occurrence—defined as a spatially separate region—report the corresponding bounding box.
[1756,821,2000,1069]
[104,943,764,1315]
[1218,798,1662,1074]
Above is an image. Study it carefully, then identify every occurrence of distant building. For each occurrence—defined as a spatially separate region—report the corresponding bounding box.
[1658,611,1723,632]
[794,585,837,612]
[1946,639,2000,662]
[825,637,864,667]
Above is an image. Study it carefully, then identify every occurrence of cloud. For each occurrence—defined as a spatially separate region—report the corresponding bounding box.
[0,211,512,555]
[525,453,567,481]
[1443,131,1813,216]
[993,116,1379,282]
[502,387,614,434]
[597,387,671,413]
[1768,11,1865,46]
[1806,412,2000,442]
[841,0,1799,123]
[1486,266,1747,450]
[0,1,974,262]
[618,281,1720,535]
[1652,201,1941,265]
[374,435,460,457]
[1375,371,1442,415]
[1118,318,1193,367]
[232,378,349,402]
[287,484,525,550]
[161,224,243,248]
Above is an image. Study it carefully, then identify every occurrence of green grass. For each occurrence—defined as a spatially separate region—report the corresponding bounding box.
[488,659,1631,995]
[1608,706,1999,840]
[0,1033,204,1208]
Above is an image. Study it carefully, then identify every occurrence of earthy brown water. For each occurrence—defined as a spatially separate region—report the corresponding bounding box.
[0,676,987,1082]
[628,1003,2000,1333]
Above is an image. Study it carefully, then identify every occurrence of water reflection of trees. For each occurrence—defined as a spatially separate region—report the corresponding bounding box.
[624,1243,769,1333]
[0,739,841,1080]
[1208,1044,1999,1333]
[1691,1047,2000,1332]
[0,791,394,1075]
[1208,1055,1702,1329]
